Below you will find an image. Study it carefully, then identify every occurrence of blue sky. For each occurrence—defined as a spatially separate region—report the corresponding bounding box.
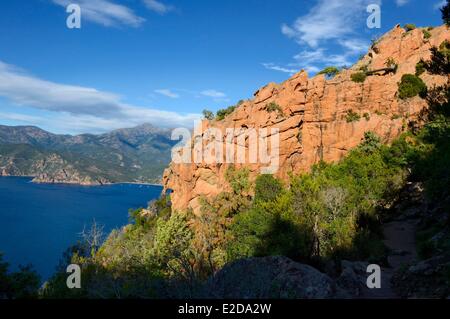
[0,0,446,134]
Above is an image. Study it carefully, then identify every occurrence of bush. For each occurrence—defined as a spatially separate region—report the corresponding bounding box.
[254,174,283,203]
[358,131,382,153]
[363,113,371,121]
[404,24,416,32]
[227,192,312,261]
[265,102,283,115]
[0,253,40,299]
[346,110,361,123]
[397,74,428,100]
[422,29,432,40]
[202,109,214,120]
[385,57,398,72]
[439,40,450,58]
[216,105,236,121]
[227,130,407,264]
[318,66,340,78]
[351,72,367,83]
[416,61,426,76]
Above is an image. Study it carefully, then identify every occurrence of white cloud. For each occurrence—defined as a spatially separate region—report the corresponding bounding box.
[434,0,447,10]
[52,0,145,28]
[155,89,180,98]
[262,63,299,75]
[200,89,227,99]
[302,65,321,74]
[0,60,200,132]
[338,39,369,55]
[281,0,377,48]
[396,0,409,6]
[268,0,377,76]
[0,61,123,117]
[143,0,175,15]
[293,49,326,64]
[290,49,352,72]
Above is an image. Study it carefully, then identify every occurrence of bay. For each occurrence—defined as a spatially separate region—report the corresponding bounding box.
[0,176,162,280]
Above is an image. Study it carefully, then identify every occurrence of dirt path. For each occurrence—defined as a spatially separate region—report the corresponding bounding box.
[363,218,419,299]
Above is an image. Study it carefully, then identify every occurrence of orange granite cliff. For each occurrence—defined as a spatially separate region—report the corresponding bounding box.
[163,24,450,213]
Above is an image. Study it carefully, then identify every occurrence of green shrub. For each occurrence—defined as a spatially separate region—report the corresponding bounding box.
[318,66,340,78]
[228,192,312,261]
[363,113,371,121]
[359,131,382,153]
[0,253,40,299]
[265,102,283,115]
[439,40,450,57]
[404,24,416,32]
[422,29,432,40]
[359,64,369,73]
[351,72,367,83]
[397,74,428,100]
[216,105,236,121]
[254,174,283,203]
[385,57,398,73]
[346,109,361,123]
[415,61,426,76]
[202,109,214,120]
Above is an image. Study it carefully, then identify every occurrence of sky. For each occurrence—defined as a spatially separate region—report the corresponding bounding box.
[0,0,446,134]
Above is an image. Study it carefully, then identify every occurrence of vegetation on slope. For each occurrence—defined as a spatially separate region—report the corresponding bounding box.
[3,2,450,299]
[0,253,40,299]
[39,128,413,298]
[39,26,450,299]
[0,124,176,184]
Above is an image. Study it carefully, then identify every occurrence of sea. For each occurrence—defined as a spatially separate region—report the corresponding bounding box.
[0,176,162,280]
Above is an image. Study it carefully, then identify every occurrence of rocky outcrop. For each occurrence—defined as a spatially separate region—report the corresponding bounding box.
[163,25,450,213]
[0,152,109,185]
[202,256,383,299]
[203,256,337,299]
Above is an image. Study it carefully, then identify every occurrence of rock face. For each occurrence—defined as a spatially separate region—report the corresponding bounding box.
[203,256,337,299]
[163,25,450,213]
[202,256,382,299]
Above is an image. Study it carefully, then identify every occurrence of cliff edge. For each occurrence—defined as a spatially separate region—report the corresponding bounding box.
[163,24,450,213]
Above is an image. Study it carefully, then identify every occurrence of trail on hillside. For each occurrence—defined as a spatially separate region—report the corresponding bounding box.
[360,201,420,299]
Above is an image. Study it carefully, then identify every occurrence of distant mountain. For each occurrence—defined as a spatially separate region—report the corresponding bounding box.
[0,124,177,185]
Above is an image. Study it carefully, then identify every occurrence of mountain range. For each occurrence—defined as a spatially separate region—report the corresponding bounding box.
[0,124,177,185]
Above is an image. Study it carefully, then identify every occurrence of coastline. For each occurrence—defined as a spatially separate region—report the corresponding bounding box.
[0,174,163,187]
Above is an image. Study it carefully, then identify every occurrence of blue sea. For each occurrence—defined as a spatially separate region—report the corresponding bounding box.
[0,176,162,280]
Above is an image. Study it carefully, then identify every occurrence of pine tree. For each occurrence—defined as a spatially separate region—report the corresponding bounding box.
[442,0,450,26]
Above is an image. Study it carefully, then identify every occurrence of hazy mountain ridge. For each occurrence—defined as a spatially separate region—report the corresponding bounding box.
[0,124,176,185]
